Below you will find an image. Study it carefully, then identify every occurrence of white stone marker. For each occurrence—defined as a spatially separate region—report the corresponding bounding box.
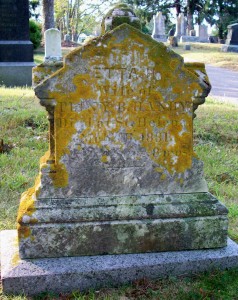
[44,28,62,62]
[199,24,209,43]
[152,12,167,42]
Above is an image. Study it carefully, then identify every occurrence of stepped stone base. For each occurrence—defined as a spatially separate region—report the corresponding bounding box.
[18,193,228,259]
[1,230,238,296]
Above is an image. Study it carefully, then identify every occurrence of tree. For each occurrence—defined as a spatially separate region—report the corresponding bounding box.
[55,0,113,40]
[29,0,40,20]
[42,0,55,32]
[203,0,238,39]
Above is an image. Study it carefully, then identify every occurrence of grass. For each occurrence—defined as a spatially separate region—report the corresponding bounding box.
[0,87,48,230]
[172,42,238,71]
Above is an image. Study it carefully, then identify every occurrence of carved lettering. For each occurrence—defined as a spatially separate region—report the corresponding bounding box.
[56,118,74,128]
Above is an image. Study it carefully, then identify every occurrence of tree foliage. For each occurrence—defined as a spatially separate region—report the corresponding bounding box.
[54,0,115,40]
[29,0,40,20]
[122,0,238,38]
[203,0,238,39]
[29,19,42,49]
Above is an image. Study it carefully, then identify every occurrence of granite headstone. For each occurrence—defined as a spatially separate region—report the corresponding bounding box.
[199,25,209,43]
[0,0,35,86]
[221,23,238,53]
[151,12,167,42]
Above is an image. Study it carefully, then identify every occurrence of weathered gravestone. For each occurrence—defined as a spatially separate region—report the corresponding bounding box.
[175,13,185,39]
[45,29,62,62]
[1,5,238,296]
[18,24,228,258]
[33,29,63,87]
[221,23,238,53]
[152,12,167,42]
[199,25,209,43]
[0,0,35,86]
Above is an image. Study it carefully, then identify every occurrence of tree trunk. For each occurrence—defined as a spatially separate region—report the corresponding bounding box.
[42,0,55,32]
[187,0,193,33]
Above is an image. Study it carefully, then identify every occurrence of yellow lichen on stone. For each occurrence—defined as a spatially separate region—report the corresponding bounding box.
[37,24,208,188]
[10,238,20,267]
[101,155,109,163]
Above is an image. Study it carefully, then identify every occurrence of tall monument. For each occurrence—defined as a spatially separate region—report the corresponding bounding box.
[0,0,35,86]
[151,12,167,42]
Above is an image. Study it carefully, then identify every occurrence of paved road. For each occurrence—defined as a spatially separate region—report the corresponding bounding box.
[205,65,238,105]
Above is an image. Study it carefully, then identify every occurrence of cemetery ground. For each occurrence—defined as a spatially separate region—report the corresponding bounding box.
[0,45,238,299]
[33,42,238,72]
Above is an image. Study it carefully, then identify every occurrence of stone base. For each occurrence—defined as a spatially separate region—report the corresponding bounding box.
[152,35,167,42]
[0,62,35,87]
[18,193,228,259]
[1,230,238,296]
[221,45,238,53]
[180,36,199,43]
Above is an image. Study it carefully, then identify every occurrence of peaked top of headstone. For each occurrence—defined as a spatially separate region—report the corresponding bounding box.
[35,23,208,99]
[34,23,210,197]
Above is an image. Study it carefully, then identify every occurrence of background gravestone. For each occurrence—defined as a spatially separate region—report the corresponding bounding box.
[151,12,167,42]
[221,23,238,53]
[0,0,35,86]
[199,25,209,43]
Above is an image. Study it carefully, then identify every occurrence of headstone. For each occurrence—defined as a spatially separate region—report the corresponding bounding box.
[169,36,178,47]
[1,6,237,296]
[45,29,62,62]
[221,23,238,53]
[209,36,218,43]
[32,30,63,87]
[168,26,176,37]
[175,13,186,39]
[199,25,209,43]
[64,33,71,42]
[151,12,167,42]
[0,0,35,86]
[184,43,191,50]
[18,23,228,260]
